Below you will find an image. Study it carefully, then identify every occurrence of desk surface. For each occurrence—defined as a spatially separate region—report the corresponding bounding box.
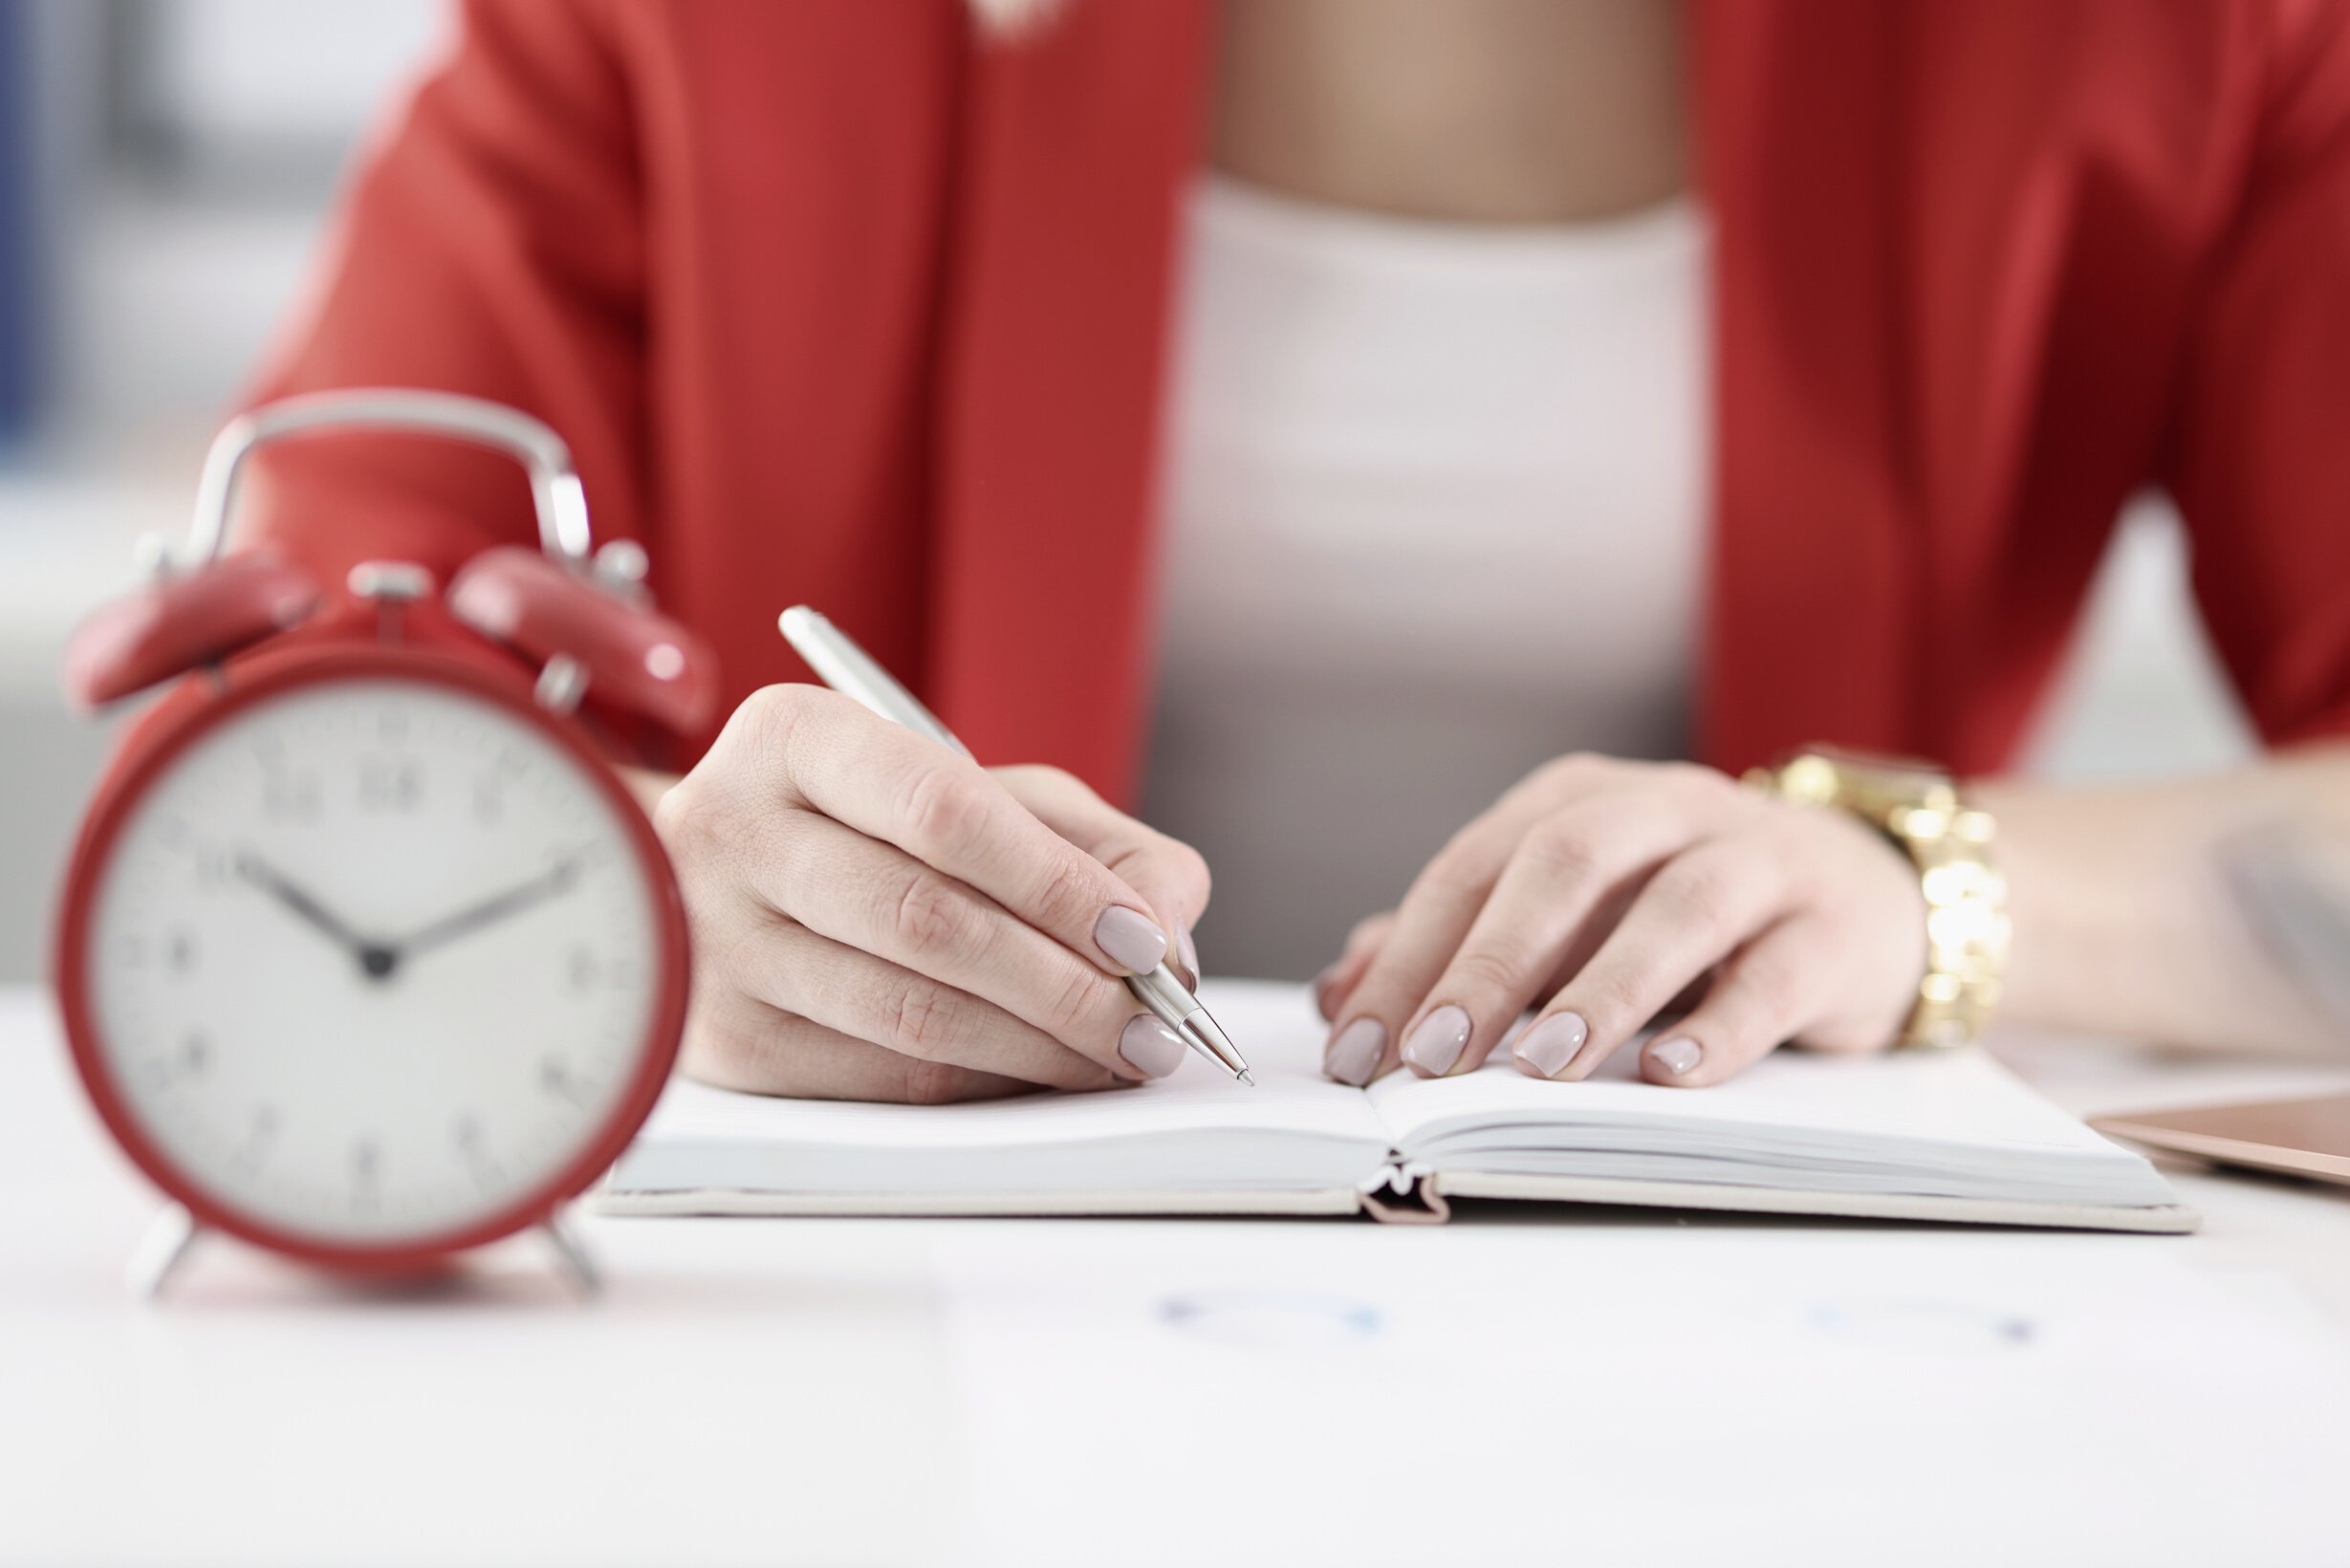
[4,985,2348,1568]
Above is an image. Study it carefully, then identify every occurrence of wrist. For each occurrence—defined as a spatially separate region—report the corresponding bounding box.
[1749,748,2012,1048]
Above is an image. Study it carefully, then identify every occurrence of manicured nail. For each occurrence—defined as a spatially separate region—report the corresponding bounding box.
[1324,1018,1385,1085]
[1402,1005,1471,1077]
[1118,1013,1188,1078]
[1513,1012,1589,1078]
[1093,905,1169,973]
[1649,1035,1704,1078]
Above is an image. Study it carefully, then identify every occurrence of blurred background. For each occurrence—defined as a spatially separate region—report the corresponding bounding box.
[0,0,2254,985]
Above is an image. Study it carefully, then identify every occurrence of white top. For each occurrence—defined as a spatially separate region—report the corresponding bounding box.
[1140,176,1712,978]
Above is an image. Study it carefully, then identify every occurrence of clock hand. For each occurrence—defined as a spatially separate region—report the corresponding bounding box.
[393,856,585,962]
[232,851,400,980]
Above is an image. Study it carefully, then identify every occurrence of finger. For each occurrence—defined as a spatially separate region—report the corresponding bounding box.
[1634,914,1842,1087]
[996,763,1212,984]
[1311,766,1612,1040]
[1395,795,1708,1078]
[756,686,1178,976]
[1172,920,1201,991]
[746,810,1156,1077]
[1318,817,1520,1085]
[734,914,1139,1089]
[1314,912,1395,1022]
[1322,760,1752,1085]
[1517,835,1793,1081]
[681,985,1043,1103]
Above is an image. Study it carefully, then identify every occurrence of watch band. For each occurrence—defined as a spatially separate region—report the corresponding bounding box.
[1746,750,2012,1049]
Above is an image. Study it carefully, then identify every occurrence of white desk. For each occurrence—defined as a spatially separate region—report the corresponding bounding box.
[3,984,2346,1568]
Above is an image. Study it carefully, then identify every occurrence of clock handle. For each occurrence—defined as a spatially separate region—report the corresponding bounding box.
[193,393,719,730]
[69,388,717,723]
[182,388,597,571]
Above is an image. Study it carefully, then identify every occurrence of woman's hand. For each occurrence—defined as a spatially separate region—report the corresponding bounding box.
[1313,754,1924,1087]
[654,686,1210,1102]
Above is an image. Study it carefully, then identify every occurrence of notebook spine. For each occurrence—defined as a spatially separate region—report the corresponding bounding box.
[1359,1163,1450,1225]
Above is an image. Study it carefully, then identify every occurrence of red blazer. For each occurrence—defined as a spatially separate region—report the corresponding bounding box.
[245,0,2350,802]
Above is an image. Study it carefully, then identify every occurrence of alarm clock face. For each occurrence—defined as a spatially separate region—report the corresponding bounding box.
[75,667,674,1254]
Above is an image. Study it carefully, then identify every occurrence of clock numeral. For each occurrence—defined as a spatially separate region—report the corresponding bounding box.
[193,844,229,893]
[471,773,504,826]
[230,1104,279,1175]
[567,945,636,994]
[262,770,322,825]
[350,1138,381,1211]
[359,755,424,813]
[539,1056,585,1106]
[138,1033,210,1095]
[453,1115,502,1189]
[164,926,199,979]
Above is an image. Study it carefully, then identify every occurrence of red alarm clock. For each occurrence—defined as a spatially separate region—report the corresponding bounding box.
[54,390,711,1289]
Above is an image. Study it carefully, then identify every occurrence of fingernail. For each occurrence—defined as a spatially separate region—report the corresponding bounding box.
[1324,1017,1385,1085]
[1649,1035,1704,1078]
[1513,1012,1589,1078]
[1176,922,1200,978]
[1118,1013,1188,1078]
[1402,1005,1471,1077]
[1093,905,1169,973]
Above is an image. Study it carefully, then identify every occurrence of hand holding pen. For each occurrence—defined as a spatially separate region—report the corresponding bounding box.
[646,612,1246,1103]
[778,607,1248,1084]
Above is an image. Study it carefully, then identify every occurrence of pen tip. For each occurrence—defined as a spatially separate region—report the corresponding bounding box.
[1182,1008,1253,1082]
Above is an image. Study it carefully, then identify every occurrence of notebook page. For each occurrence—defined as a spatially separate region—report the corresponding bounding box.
[1365,1029,2132,1159]
[632,979,1370,1148]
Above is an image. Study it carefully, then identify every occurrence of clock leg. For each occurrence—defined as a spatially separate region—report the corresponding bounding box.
[126,1203,200,1300]
[541,1212,601,1297]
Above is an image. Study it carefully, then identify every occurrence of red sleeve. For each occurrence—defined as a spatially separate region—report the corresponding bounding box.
[238,0,646,591]
[2162,0,2350,748]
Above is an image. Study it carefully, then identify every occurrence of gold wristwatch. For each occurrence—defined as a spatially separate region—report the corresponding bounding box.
[1745,748,2011,1049]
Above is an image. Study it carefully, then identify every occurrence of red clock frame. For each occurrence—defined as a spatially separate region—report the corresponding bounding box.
[53,642,691,1274]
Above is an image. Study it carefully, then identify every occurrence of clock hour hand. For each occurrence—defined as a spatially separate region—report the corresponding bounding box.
[393,856,584,962]
[232,851,398,979]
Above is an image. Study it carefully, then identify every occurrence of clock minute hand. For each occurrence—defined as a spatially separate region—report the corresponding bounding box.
[394,857,583,961]
[232,851,397,977]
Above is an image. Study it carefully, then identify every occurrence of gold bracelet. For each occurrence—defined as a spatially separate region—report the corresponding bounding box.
[1745,749,2011,1049]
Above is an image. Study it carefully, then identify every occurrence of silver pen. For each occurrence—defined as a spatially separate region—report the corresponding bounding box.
[778,606,1253,1085]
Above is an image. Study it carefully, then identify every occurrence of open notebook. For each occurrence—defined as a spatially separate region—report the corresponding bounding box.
[599,981,2193,1232]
